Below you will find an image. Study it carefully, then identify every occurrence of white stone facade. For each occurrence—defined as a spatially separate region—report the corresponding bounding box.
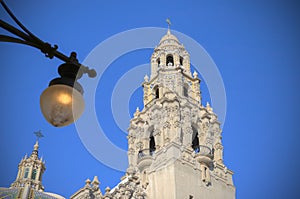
[72,29,235,199]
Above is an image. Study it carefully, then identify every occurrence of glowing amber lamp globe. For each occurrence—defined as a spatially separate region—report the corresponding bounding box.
[40,84,84,127]
[40,60,86,127]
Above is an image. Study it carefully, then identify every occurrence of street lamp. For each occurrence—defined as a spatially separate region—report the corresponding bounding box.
[0,1,96,127]
[40,54,87,127]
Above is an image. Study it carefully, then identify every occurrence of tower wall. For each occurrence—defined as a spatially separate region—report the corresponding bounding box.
[146,160,235,199]
[174,161,235,199]
[144,142,235,199]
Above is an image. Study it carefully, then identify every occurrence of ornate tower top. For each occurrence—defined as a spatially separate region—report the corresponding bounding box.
[143,28,199,110]
[10,134,46,192]
[159,28,179,44]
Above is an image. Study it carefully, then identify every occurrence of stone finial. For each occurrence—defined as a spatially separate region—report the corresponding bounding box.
[134,107,140,117]
[105,187,111,193]
[34,140,39,151]
[166,18,171,34]
[30,141,39,158]
[193,71,198,78]
[144,75,149,82]
[224,166,228,173]
[85,178,91,187]
[92,176,100,186]
[102,187,112,199]
[206,102,213,112]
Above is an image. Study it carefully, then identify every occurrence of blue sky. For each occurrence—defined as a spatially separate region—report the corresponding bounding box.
[1,0,300,198]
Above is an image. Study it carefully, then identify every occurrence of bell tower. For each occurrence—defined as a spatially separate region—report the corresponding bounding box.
[125,28,235,199]
[71,26,236,199]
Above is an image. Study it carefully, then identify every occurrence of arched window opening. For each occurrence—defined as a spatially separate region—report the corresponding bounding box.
[183,84,189,97]
[166,55,174,66]
[149,135,156,155]
[154,86,159,99]
[24,168,29,179]
[192,126,199,152]
[31,169,37,180]
[180,56,183,66]
[157,58,160,66]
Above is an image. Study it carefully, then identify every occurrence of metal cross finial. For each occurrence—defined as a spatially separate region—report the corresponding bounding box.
[166,18,171,29]
[34,130,44,141]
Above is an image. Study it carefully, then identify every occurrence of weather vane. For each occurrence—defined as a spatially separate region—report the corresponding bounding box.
[34,130,44,141]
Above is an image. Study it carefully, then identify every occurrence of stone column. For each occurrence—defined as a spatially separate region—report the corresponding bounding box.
[174,53,180,67]
[160,53,166,68]
[183,55,190,73]
[214,142,224,164]
[151,59,157,78]
[28,165,33,180]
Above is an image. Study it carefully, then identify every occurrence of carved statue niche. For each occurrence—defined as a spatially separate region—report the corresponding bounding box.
[172,105,180,125]
[127,134,136,167]
[182,107,190,122]
[213,141,223,164]
[127,135,136,153]
[171,104,182,142]
[182,124,193,147]
[162,104,172,143]
[205,123,215,149]
[199,117,210,146]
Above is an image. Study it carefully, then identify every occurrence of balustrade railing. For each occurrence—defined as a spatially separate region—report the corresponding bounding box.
[193,145,213,157]
[138,149,155,159]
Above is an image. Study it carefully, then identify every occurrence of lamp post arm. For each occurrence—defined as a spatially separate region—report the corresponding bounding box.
[1,0,41,43]
[0,1,96,78]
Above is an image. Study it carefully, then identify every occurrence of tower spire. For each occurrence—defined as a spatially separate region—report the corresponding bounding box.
[31,130,44,157]
[166,18,171,34]
[10,132,46,193]
[33,140,39,151]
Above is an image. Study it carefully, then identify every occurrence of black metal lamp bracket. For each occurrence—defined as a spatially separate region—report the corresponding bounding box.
[0,0,96,78]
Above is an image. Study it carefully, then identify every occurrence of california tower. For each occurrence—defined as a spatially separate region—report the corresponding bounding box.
[72,28,235,199]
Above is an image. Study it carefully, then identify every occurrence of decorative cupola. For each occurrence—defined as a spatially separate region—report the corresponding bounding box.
[150,28,191,77]
[0,132,65,199]
[143,27,201,108]
[10,140,46,192]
